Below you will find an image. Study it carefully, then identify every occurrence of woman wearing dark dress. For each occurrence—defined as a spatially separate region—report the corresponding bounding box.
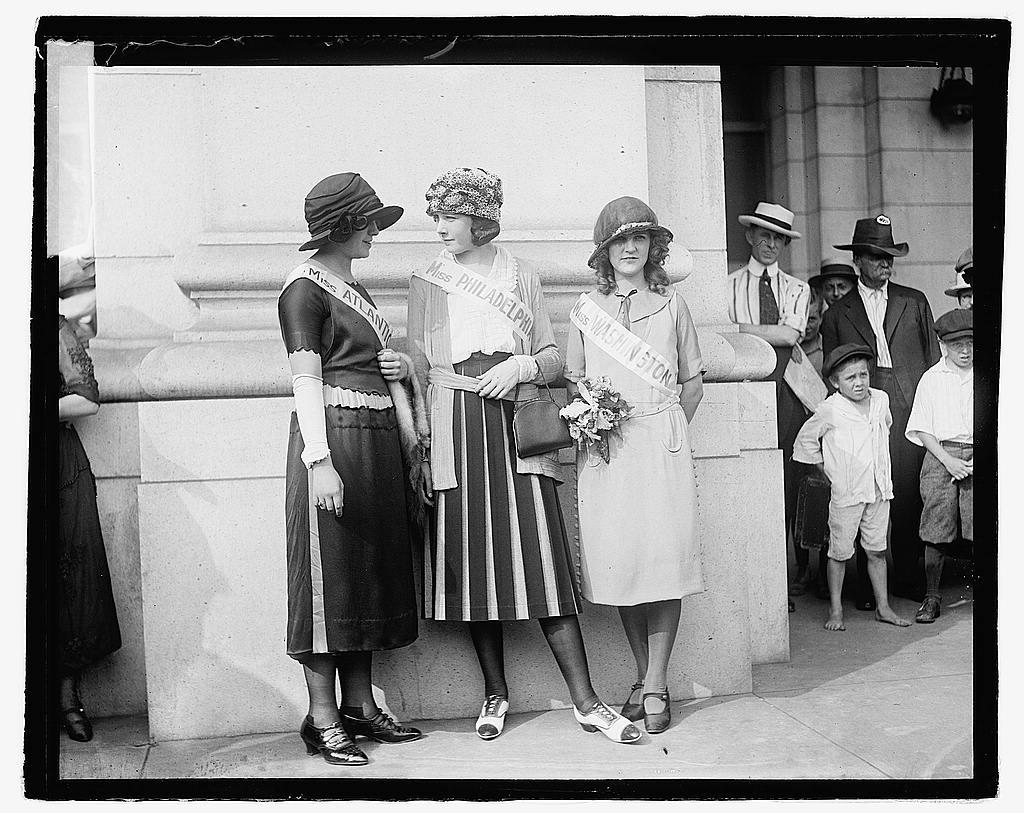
[278,173,425,766]
[57,314,121,742]
[407,167,640,745]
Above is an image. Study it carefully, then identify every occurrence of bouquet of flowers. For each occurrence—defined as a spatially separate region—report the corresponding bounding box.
[559,376,634,464]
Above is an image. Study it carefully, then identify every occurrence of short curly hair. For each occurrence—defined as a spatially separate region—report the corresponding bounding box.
[470,216,500,246]
[590,230,672,295]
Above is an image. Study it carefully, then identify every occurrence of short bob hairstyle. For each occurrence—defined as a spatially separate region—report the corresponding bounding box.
[590,229,672,295]
[470,216,500,247]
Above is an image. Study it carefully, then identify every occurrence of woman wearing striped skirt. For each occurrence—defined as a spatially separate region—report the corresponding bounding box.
[278,173,424,767]
[407,167,639,744]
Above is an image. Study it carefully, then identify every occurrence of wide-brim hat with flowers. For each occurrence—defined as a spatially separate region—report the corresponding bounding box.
[299,172,403,251]
[425,167,503,222]
[833,214,909,257]
[588,196,673,268]
[738,202,802,240]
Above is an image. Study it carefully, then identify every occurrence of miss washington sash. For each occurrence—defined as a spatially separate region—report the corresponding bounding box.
[282,263,393,348]
[569,293,677,398]
[412,254,534,342]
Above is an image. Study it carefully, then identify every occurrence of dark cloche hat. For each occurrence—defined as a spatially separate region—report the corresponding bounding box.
[588,196,673,268]
[833,214,909,257]
[934,308,973,342]
[823,343,875,379]
[299,172,403,251]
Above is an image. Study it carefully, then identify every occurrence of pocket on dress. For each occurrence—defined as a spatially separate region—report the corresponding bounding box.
[660,409,687,454]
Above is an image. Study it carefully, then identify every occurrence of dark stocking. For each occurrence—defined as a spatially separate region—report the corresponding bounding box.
[538,614,598,713]
[300,654,340,727]
[338,651,376,717]
[469,620,508,699]
[924,543,946,599]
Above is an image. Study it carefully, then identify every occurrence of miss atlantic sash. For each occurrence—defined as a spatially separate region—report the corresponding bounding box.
[570,293,678,398]
[412,252,534,343]
[282,262,393,348]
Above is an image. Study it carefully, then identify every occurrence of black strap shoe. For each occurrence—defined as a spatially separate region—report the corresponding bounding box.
[299,716,368,765]
[341,707,423,744]
[62,707,93,743]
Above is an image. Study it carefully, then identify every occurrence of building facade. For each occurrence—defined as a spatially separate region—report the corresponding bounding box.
[49,54,972,741]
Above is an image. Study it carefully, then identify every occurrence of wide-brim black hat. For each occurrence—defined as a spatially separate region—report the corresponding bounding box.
[299,172,403,251]
[833,214,909,257]
[808,256,858,288]
[823,343,875,379]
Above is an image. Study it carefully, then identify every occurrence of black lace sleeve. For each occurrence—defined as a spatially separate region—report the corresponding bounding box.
[58,315,100,402]
[278,278,329,355]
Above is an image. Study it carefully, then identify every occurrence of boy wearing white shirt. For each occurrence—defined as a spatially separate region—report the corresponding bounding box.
[793,344,911,632]
[906,309,974,623]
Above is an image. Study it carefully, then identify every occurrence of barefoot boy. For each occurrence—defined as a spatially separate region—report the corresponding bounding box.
[905,309,973,623]
[793,344,911,631]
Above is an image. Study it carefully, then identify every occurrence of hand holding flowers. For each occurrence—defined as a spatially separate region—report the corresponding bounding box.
[559,376,633,463]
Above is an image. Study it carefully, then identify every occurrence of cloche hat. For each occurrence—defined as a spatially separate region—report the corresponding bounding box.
[588,196,673,268]
[299,172,403,251]
[425,167,504,222]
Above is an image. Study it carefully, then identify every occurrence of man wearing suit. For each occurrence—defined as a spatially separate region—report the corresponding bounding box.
[821,215,940,601]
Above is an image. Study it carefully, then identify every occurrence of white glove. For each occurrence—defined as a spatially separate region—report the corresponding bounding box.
[292,373,330,467]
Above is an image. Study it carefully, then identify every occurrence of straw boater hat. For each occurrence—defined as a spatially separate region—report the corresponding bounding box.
[955,244,973,285]
[808,255,858,289]
[833,214,909,257]
[588,196,673,268]
[299,173,403,251]
[738,202,802,240]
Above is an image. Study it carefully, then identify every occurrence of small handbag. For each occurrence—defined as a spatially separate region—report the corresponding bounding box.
[511,379,574,458]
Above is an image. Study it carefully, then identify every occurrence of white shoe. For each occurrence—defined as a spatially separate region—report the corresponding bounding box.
[476,695,509,740]
[573,700,642,743]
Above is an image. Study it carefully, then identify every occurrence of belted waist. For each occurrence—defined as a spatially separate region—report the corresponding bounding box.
[940,440,973,449]
[630,400,680,419]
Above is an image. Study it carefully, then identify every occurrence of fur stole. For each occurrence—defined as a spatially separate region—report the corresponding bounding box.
[386,352,431,530]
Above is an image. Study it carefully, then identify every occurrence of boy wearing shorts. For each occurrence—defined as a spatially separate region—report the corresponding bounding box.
[905,309,973,623]
[794,344,911,631]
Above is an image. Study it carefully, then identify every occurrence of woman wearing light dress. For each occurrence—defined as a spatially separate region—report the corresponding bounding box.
[564,196,705,735]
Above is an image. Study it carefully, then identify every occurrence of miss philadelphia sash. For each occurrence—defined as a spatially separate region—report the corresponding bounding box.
[569,293,677,398]
[283,263,393,348]
[412,255,534,342]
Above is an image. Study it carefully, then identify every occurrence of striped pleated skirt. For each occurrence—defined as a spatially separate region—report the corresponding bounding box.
[425,352,582,622]
[285,406,418,657]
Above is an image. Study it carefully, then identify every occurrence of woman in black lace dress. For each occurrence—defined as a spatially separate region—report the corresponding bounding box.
[57,314,121,742]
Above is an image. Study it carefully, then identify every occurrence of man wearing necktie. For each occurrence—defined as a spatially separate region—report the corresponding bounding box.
[821,215,940,602]
[727,202,811,612]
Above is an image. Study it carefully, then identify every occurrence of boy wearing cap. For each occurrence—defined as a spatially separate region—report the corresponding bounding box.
[808,257,858,309]
[905,309,974,623]
[793,344,911,631]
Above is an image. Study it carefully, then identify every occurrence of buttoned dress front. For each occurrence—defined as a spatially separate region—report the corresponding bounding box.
[564,288,705,606]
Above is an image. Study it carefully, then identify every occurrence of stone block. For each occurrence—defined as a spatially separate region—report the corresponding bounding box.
[75,402,140,478]
[876,99,974,152]
[814,67,866,106]
[875,205,973,268]
[815,155,869,213]
[94,256,198,343]
[737,381,778,451]
[645,66,720,82]
[876,66,950,101]
[689,382,739,459]
[814,105,866,156]
[878,151,973,206]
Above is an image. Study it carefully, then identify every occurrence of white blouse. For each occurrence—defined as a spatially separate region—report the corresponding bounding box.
[447,252,518,364]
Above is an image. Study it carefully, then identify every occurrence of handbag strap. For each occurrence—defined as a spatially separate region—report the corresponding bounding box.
[513,374,556,406]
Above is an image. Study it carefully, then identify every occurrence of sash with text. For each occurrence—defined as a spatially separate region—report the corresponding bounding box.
[569,294,677,398]
[283,263,393,348]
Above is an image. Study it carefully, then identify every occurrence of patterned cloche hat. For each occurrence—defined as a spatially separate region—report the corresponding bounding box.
[425,167,503,222]
[588,196,673,268]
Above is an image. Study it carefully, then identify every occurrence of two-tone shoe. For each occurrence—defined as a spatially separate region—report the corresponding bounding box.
[299,716,368,765]
[573,700,642,744]
[340,707,423,744]
[475,695,509,740]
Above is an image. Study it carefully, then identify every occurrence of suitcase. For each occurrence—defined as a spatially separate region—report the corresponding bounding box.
[794,471,831,551]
